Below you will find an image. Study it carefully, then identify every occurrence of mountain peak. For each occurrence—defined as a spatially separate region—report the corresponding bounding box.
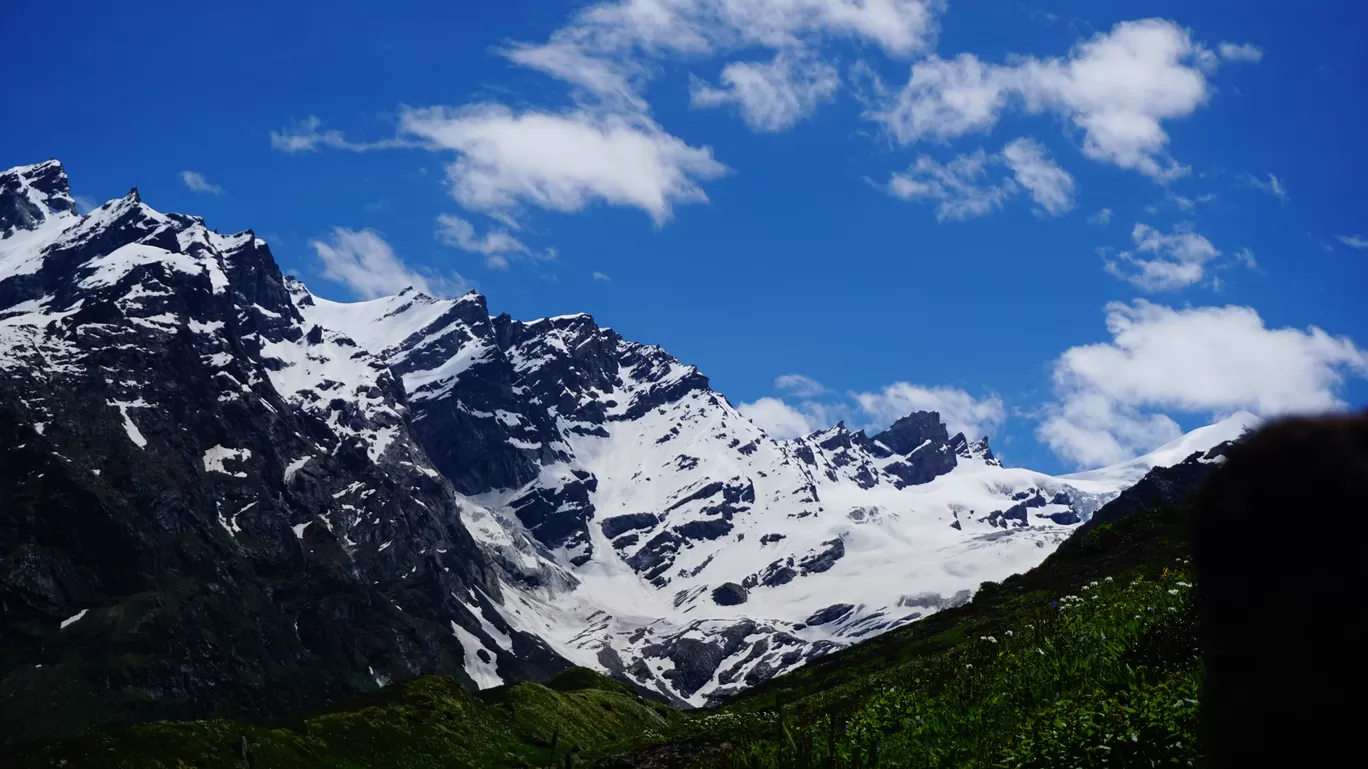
[872,410,950,455]
[1,158,77,235]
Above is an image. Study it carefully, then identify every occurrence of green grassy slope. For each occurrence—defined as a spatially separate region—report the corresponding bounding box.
[621,501,1205,768]
[4,668,681,769]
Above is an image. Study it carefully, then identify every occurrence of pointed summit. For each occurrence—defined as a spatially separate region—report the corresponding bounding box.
[1,159,77,234]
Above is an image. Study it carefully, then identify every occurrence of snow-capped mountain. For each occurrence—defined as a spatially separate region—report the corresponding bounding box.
[0,161,1252,727]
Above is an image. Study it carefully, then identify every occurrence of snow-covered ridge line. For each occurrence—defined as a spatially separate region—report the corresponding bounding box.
[286,276,1252,707]
[0,159,1255,709]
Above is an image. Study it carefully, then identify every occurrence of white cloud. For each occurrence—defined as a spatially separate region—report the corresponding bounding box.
[886,150,1016,221]
[592,270,613,281]
[1218,41,1263,62]
[1243,172,1289,202]
[854,383,1006,440]
[874,19,1217,179]
[1233,247,1258,269]
[1089,207,1113,226]
[886,138,1073,219]
[311,227,465,299]
[691,52,839,132]
[739,396,821,439]
[270,116,415,153]
[180,170,224,195]
[398,105,728,225]
[1038,300,1368,466]
[774,373,827,397]
[1001,137,1075,215]
[1335,234,1368,250]
[435,214,529,269]
[505,0,942,104]
[1103,222,1220,291]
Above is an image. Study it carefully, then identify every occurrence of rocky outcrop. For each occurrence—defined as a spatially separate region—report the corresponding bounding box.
[0,162,569,746]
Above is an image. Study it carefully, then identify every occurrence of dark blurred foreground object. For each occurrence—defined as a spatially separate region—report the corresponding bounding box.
[1192,411,1367,769]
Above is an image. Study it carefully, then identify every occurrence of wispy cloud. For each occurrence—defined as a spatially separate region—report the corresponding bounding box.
[1088,208,1113,226]
[311,227,466,299]
[180,170,225,195]
[270,116,417,153]
[435,214,529,269]
[886,138,1074,220]
[739,374,1005,442]
[1103,223,1220,292]
[1242,172,1289,203]
[1001,137,1076,215]
[1336,234,1368,250]
[1218,42,1263,62]
[592,271,612,281]
[886,150,1017,221]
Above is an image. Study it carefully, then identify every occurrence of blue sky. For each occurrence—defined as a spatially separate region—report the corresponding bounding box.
[4,0,1365,472]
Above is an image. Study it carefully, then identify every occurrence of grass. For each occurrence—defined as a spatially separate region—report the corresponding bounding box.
[619,501,1208,768]
[4,668,682,769]
[681,568,1201,768]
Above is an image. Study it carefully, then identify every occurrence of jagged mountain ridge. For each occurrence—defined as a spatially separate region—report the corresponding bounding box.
[0,160,1257,723]
[0,161,570,742]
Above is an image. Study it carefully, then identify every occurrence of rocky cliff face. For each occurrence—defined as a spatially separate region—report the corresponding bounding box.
[0,162,566,744]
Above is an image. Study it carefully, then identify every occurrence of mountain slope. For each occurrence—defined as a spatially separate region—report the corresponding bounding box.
[0,162,567,744]
[0,160,1251,732]
[281,254,1248,708]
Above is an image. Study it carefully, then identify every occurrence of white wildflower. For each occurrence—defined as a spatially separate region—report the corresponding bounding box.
[1105,577,1114,583]
[1005,630,1014,637]
[1168,589,1180,595]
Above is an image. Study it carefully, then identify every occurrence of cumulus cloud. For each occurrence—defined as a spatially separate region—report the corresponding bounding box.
[180,170,224,195]
[399,105,728,225]
[739,396,822,439]
[435,214,529,269]
[1001,137,1076,215]
[886,138,1073,219]
[874,19,1218,179]
[774,373,827,397]
[1335,234,1368,250]
[691,52,839,132]
[1038,300,1368,466]
[1089,207,1114,226]
[886,150,1016,221]
[311,227,465,299]
[1218,41,1263,62]
[1103,222,1221,291]
[854,383,1006,440]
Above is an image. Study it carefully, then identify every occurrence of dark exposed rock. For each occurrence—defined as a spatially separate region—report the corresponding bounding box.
[641,621,758,697]
[798,537,845,575]
[711,582,748,606]
[601,512,660,539]
[1071,440,1240,539]
[874,411,960,487]
[744,557,797,588]
[759,533,786,545]
[805,603,854,625]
